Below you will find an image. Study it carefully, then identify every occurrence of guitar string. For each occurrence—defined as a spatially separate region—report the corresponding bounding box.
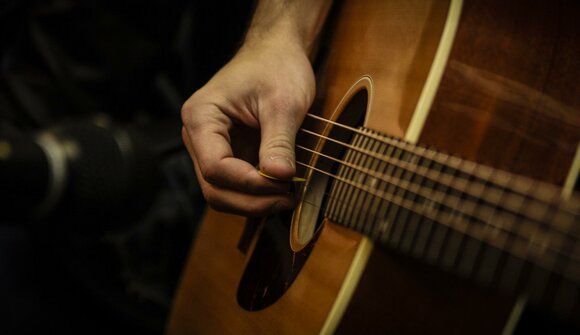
[303,113,577,211]
[295,129,578,240]
[300,114,578,219]
[293,153,579,263]
[295,143,562,239]
[298,127,576,226]
[293,118,578,258]
[292,160,580,282]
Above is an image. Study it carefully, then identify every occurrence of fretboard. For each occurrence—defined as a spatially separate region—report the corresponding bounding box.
[323,127,580,317]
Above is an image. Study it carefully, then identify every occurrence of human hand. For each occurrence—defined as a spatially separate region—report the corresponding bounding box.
[181,37,315,216]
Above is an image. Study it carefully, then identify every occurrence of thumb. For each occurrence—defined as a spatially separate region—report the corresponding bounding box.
[259,109,300,181]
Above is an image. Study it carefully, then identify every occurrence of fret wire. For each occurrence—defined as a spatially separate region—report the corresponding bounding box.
[295,145,578,250]
[427,154,454,264]
[301,179,580,299]
[355,131,379,230]
[476,167,517,286]
[346,134,369,227]
[324,124,357,222]
[453,159,485,278]
[295,160,580,283]
[326,134,357,223]
[341,134,366,228]
[300,118,573,211]
[439,156,467,270]
[370,142,397,239]
[391,149,417,250]
[411,157,438,258]
[335,133,359,226]
[426,156,449,264]
[372,140,398,240]
[480,168,513,286]
[399,146,428,254]
[361,138,388,235]
[346,132,373,230]
[356,130,384,235]
[296,131,577,238]
[323,150,342,223]
[303,114,559,204]
[546,201,579,281]
[383,142,407,245]
[530,190,569,308]
[437,156,460,263]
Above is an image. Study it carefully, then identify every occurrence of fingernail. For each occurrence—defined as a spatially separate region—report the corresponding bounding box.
[269,155,295,169]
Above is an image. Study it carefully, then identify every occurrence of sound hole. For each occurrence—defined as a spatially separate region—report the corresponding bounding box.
[236,88,367,311]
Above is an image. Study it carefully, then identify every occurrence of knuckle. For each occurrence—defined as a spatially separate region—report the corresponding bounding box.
[201,167,219,185]
[204,191,226,212]
[180,92,207,129]
[264,134,294,152]
[180,101,194,125]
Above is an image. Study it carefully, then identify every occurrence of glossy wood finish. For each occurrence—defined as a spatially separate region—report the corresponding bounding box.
[421,0,580,185]
[338,0,580,332]
[166,210,363,334]
[167,1,451,333]
[167,0,580,333]
[313,0,450,138]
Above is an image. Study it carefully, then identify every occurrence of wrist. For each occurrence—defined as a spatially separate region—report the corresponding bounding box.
[244,13,307,55]
[243,0,332,55]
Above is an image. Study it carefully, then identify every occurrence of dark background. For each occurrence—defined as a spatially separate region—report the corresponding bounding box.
[0,1,253,334]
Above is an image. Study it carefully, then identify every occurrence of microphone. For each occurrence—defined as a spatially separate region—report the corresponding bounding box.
[0,117,168,225]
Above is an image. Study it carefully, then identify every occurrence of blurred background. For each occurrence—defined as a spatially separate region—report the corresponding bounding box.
[0,0,253,333]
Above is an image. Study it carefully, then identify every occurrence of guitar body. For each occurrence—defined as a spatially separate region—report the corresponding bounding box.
[167,0,580,333]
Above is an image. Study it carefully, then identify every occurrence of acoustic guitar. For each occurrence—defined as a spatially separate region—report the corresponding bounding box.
[167,0,580,333]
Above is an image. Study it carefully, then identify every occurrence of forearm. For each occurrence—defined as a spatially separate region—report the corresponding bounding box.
[244,0,333,54]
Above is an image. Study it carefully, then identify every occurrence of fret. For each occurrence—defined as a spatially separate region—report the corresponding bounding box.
[425,154,455,264]
[377,145,405,243]
[470,167,509,287]
[474,175,518,287]
[440,157,469,270]
[399,146,428,253]
[323,130,347,222]
[326,141,355,223]
[316,123,580,320]
[450,158,483,278]
[362,140,390,235]
[352,132,382,234]
[324,156,344,222]
[344,133,368,228]
[333,134,364,224]
[343,133,372,230]
[411,152,440,258]
[553,208,580,283]
[387,149,415,248]
[370,143,398,240]
[390,148,420,250]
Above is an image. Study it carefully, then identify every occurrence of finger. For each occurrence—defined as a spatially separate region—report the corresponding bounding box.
[258,101,304,181]
[182,119,290,195]
[192,156,296,216]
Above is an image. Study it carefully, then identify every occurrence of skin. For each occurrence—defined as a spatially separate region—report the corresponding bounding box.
[181,0,332,216]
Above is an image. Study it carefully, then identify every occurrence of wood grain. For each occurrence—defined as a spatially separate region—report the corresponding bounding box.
[167,0,580,333]
[420,0,580,185]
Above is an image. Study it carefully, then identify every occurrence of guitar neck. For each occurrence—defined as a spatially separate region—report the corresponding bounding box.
[322,127,580,316]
